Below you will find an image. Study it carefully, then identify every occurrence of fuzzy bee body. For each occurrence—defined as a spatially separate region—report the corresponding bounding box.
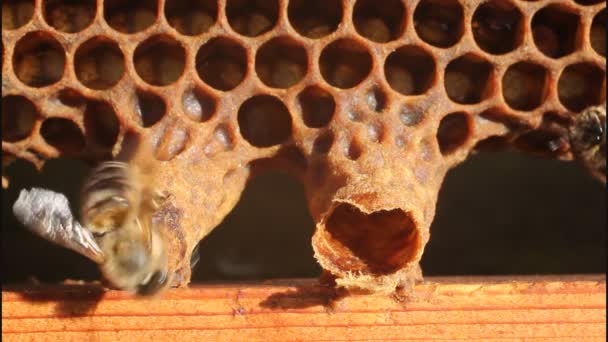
[569,105,606,183]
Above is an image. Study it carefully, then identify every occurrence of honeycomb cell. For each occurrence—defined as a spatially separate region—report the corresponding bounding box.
[256,37,307,89]
[84,100,119,148]
[503,62,548,111]
[532,5,580,58]
[2,0,34,30]
[346,140,363,160]
[57,88,86,107]
[134,35,185,86]
[165,0,217,36]
[2,95,38,142]
[135,90,166,127]
[367,122,384,143]
[182,87,216,122]
[287,0,342,39]
[472,0,524,55]
[366,88,387,112]
[13,32,65,88]
[436,112,471,155]
[444,54,493,104]
[414,0,464,48]
[43,0,96,33]
[320,39,372,89]
[196,37,247,91]
[104,0,157,34]
[400,105,424,127]
[558,63,605,112]
[591,9,606,57]
[385,45,436,96]
[40,118,85,153]
[155,127,189,161]
[313,131,334,154]
[238,95,292,147]
[226,0,278,37]
[353,0,405,43]
[75,37,125,90]
[298,86,335,128]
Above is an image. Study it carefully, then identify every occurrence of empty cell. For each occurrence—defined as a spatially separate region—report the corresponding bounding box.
[558,63,605,112]
[385,45,436,96]
[2,95,38,142]
[13,32,65,88]
[313,131,334,154]
[134,35,185,86]
[436,112,471,155]
[414,0,464,48]
[182,88,216,122]
[353,0,406,43]
[320,39,372,89]
[288,0,342,39]
[366,88,387,112]
[345,140,363,160]
[226,0,278,37]
[298,86,335,128]
[238,95,292,147]
[591,9,606,57]
[472,0,524,55]
[57,88,86,107]
[503,62,548,111]
[40,118,85,153]
[532,5,581,58]
[75,37,125,90]
[104,0,157,34]
[196,37,247,91]
[84,100,119,148]
[43,0,96,33]
[444,54,493,104]
[2,0,34,30]
[256,37,307,89]
[165,0,216,36]
[134,90,166,127]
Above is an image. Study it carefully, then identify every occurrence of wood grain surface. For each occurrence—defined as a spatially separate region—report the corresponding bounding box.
[2,275,606,341]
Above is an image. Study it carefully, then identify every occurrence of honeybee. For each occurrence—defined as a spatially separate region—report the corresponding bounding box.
[568,105,606,183]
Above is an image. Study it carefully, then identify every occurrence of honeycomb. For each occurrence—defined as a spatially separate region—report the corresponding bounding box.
[2,0,606,293]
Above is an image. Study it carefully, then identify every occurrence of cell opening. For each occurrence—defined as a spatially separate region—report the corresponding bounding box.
[287,0,342,39]
[2,95,38,142]
[237,95,292,147]
[135,90,166,127]
[320,39,372,89]
[414,0,464,48]
[154,126,189,161]
[437,112,471,155]
[57,88,86,107]
[196,37,247,91]
[472,0,524,55]
[558,63,605,112]
[256,37,308,89]
[367,122,385,143]
[366,88,387,112]
[313,131,334,154]
[591,9,606,57]
[2,0,35,30]
[385,45,436,96]
[298,86,335,128]
[134,35,185,87]
[75,37,125,90]
[43,0,96,33]
[353,0,406,43]
[226,0,278,37]
[503,61,548,111]
[346,140,362,160]
[182,87,216,122]
[40,118,85,154]
[323,203,419,275]
[532,5,581,59]
[444,54,493,104]
[165,0,217,36]
[400,105,424,127]
[83,100,119,148]
[104,0,157,34]
[13,32,65,88]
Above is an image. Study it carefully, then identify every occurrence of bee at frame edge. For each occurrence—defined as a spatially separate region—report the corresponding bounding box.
[568,105,606,183]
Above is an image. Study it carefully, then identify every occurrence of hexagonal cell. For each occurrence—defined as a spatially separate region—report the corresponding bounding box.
[154,126,190,161]
[298,86,335,128]
[182,87,216,122]
[345,140,363,160]
[472,0,524,55]
[367,122,385,143]
[365,87,387,112]
[238,95,292,147]
[134,35,185,87]
[196,37,247,91]
[104,0,157,34]
[532,5,581,58]
[287,0,342,39]
[75,37,125,90]
[385,45,436,96]
[57,88,86,107]
[256,37,308,89]
[84,100,119,148]
[40,118,85,153]
[165,0,217,36]
[414,0,464,48]
[13,32,65,88]
[591,9,606,57]
[502,61,548,111]
[43,0,96,33]
[226,0,278,37]
[444,54,493,104]
[2,95,38,142]
[558,62,605,112]
[135,90,166,127]
[400,105,425,127]
[436,112,471,155]
[353,0,406,43]
[2,0,34,30]
[313,131,334,154]
[320,39,372,89]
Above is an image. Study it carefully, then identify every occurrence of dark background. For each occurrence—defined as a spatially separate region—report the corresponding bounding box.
[2,150,606,284]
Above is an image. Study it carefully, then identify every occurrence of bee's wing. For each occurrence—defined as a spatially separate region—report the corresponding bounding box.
[13,188,105,264]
